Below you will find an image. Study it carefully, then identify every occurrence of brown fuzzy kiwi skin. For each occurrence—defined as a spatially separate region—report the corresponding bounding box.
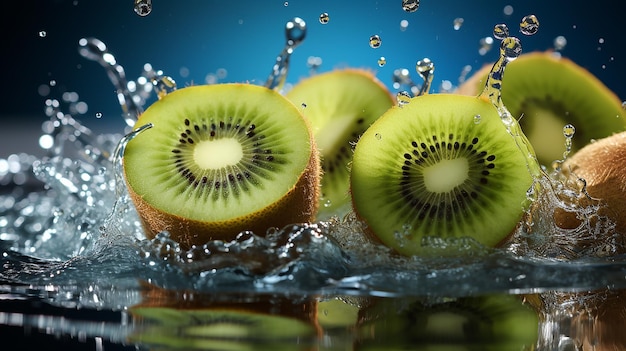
[125,89,322,249]
[553,131,626,236]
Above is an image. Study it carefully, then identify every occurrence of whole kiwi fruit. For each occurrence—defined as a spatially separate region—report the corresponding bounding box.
[456,51,626,166]
[553,131,626,238]
[350,94,535,256]
[123,84,321,248]
[285,69,395,219]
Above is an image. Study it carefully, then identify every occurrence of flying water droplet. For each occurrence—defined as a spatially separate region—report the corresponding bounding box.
[377,57,387,67]
[134,0,152,17]
[396,91,411,106]
[95,112,103,119]
[38,31,47,38]
[415,58,434,96]
[520,14,540,35]
[493,23,509,40]
[453,18,464,30]
[402,0,420,13]
[561,124,576,160]
[369,35,382,49]
[319,12,329,24]
[478,36,494,56]
[554,35,567,51]
[78,37,143,127]
[265,17,307,92]
[400,19,409,31]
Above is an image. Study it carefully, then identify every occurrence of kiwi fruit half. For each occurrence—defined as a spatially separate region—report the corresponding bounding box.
[356,294,539,350]
[350,94,534,256]
[456,51,626,166]
[285,69,394,219]
[554,131,626,237]
[123,84,320,248]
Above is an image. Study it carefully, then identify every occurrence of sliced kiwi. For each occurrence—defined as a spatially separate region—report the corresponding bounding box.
[350,94,534,256]
[123,84,320,247]
[356,294,539,350]
[456,51,626,166]
[285,69,395,219]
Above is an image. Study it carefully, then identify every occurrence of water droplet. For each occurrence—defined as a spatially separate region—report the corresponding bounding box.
[286,17,307,47]
[377,57,387,67]
[502,36,522,61]
[95,112,103,119]
[134,0,152,17]
[369,35,382,49]
[402,0,420,13]
[400,19,409,31]
[493,23,509,40]
[478,37,494,56]
[562,124,576,139]
[319,12,329,24]
[375,133,382,140]
[473,114,481,124]
[520,14,539,36]
[38,31,47,38]
[415,58,435,96]
[503,5,514,16]
[49,80,57,87]
[554,35,567,51]
[323,199,332,208]
[283,1,288,6]
[396,91,411,106]
[453,18,464,30]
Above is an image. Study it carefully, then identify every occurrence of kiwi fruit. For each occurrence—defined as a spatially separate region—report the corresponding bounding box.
[285,69,395,219]
[456,51,626,166]
[350,94,535,256]
[123,84,320,248]
[553,131,626,237]
[356,294,539,350]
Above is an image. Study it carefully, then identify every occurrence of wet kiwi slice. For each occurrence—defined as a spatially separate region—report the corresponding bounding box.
[123,84,320,247]
[350,94,534,256]
[554,131,626,237]
[457,51,626,166]
[285,69,394,218]
[356,294,539,350]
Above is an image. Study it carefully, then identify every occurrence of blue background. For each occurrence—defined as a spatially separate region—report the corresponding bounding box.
[2,0,624,148]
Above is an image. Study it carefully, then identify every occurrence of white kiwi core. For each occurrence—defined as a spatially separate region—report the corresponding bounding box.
[193,138,243,170]
[422,158,469,193]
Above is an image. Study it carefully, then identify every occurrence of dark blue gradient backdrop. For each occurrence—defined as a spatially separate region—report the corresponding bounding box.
[3,0,624,133]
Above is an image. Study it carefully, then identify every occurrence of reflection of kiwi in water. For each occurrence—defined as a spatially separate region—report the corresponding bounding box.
[350,94,534,256]
[356,294,539,350]
[123,84,320,248]
[285,69,395,219]
[553,131,626,238]
[129,284,321,350]
[456,51,626,166]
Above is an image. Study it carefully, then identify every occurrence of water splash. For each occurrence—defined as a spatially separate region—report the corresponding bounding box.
[415,58,434,96]
[264,17,307,92]
[78,38,143,127]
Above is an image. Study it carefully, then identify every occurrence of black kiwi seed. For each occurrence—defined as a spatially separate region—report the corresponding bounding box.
[169,117,283,197]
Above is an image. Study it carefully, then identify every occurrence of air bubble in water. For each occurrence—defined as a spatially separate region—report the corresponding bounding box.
[520,14,539,35]
[554,35,567,51]
[402,0,420,13]
[396,91,411,106]
[369,35,382,49]
[319,12,329,24]
[134,0,152,17]
[453,18,464,30]
[493,24,509,40]
[378,57,387,67]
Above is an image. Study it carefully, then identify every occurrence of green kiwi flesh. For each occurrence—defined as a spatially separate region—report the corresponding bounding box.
[356,294,539,350]
[350,94,534,256]
[286,69,394,219]
[457,51,626,166]
[123,84,319,246]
